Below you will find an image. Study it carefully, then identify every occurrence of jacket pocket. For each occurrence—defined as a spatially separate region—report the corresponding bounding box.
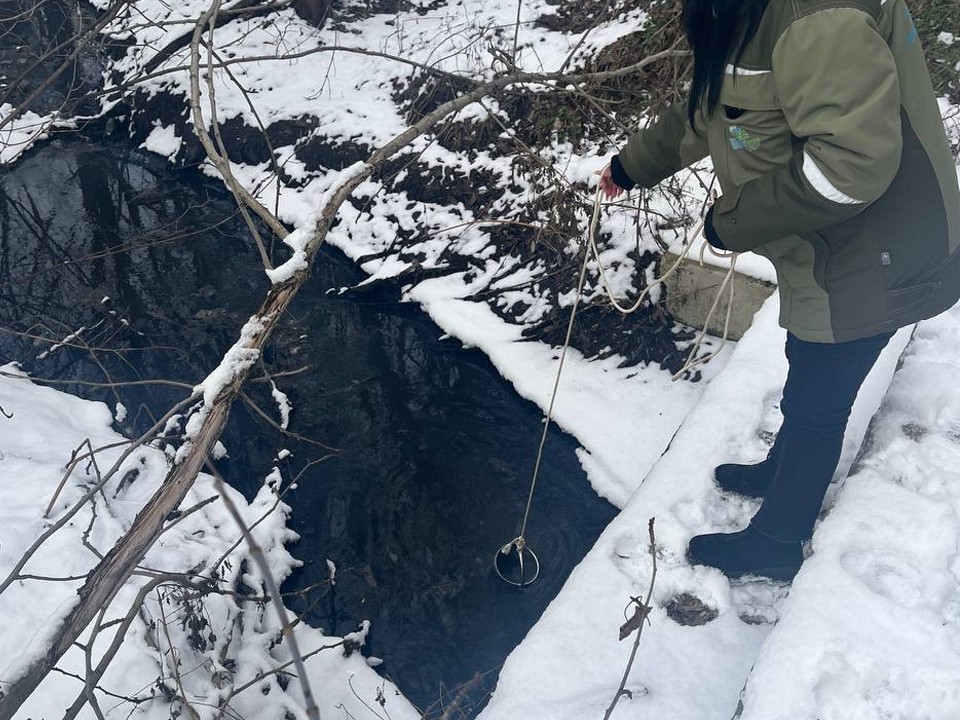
[717,72,793,186]
[885,282,941,317]
[718,71,779,110]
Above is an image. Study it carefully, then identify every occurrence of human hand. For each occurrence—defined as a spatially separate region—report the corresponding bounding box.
[597,164,625,200]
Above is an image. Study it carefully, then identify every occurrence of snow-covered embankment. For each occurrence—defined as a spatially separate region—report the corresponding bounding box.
[0,365,419,720]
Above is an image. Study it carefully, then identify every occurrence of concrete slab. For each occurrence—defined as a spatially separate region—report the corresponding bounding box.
[662,251,776,340]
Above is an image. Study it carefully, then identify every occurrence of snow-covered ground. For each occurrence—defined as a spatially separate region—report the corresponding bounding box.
[2,0,959,718]
[0,105,54,163]
[476,300,914,720]
[736,302,960,720]
[0,364,419,720]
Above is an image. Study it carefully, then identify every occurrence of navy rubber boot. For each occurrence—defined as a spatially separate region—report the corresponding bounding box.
[689,422,842,581]
[686,523,804,582]
[713,456,776,499]
[689,331,893,582]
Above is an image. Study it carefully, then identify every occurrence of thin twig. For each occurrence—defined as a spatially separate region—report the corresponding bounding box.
[49,667,148,707]
[217,638,346,711]
[604,518,658,720]
[238,390,339,452]
[249,365,311,384]
[0,372,194,392]
[157,588,202,720]
[510,0,523,69]
[557,0,613,74]
[45,439,122,518]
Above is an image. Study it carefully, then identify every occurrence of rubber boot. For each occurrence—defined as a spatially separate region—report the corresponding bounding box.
[713,437,780,498]
[714,460,775,499]
[688,422,842,582]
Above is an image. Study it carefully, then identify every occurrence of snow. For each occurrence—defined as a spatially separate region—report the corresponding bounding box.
[177,316,265,464]
[141,123,183,159]
[736,304,960,720]
[0,365,417,720]
[264,162,367,285]
[2,1,959,718]
[265,224,313,283]
[0,104,54,164]
[270,380,292,430]
[477,298,912,720]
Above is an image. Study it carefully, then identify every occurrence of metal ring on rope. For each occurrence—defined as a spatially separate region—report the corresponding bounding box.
[492,201,594,588]
[495,536,541,587]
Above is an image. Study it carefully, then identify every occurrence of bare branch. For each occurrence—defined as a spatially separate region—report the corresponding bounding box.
[187,1,289,243]
[200,1,275,270]
[604,518,658,720]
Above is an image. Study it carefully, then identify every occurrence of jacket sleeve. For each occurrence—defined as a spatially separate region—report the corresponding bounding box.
[711,7,902,253]
[616,100,711,189]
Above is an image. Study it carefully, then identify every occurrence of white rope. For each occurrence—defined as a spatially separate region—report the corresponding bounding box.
[513,184,739,543]
[585,184,706,315]
[672,232,740,379]
[516,213,593,541]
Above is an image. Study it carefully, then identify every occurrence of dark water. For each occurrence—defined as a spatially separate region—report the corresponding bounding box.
[0,0,103,116]
[0,139,617,715]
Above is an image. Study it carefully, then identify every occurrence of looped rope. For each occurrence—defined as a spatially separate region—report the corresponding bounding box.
[584,184,740,379]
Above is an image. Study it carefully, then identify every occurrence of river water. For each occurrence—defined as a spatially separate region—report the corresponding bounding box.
[0,138,617,715]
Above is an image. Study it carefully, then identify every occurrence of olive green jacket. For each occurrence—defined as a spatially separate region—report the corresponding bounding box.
[617,0,960,343]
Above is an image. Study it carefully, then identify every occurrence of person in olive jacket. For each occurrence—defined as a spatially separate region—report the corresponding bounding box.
[600,0,960,581]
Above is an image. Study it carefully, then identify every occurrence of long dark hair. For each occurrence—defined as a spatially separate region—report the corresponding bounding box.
[684,0,770,127]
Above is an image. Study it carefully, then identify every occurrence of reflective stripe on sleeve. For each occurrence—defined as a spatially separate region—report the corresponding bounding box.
[802,150,866,205]
[724,64,771,76]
